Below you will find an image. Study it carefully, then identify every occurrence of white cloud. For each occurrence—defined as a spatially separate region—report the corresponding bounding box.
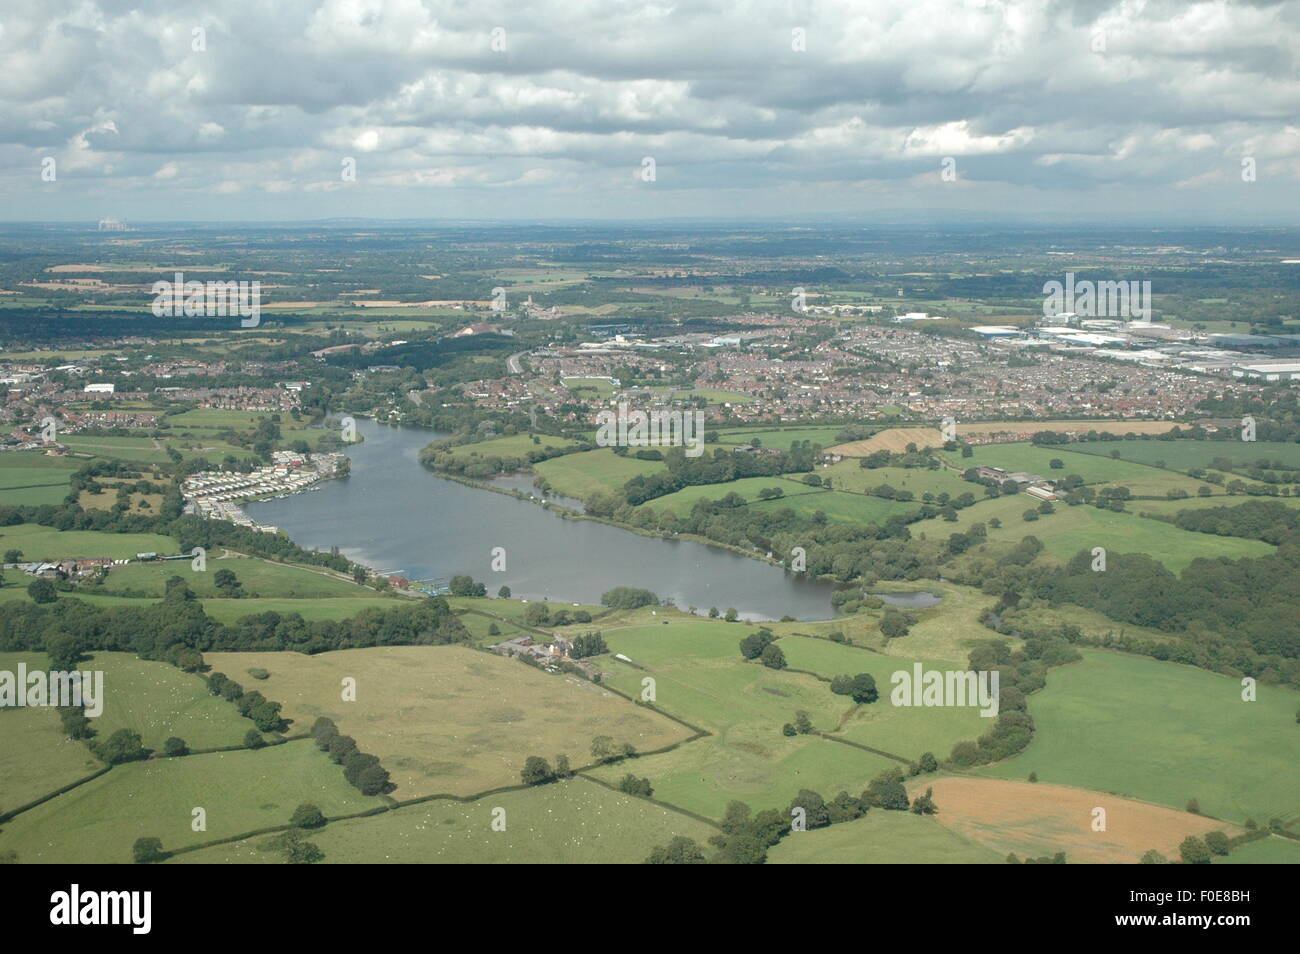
[0,0,1296,221]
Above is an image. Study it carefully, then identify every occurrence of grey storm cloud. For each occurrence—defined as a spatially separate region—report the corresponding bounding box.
[0,0,1297,222]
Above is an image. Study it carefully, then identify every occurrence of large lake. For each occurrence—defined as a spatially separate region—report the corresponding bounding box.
[246,419,835,620]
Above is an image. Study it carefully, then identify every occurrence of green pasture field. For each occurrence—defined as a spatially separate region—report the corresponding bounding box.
[58,435,167,464]
[0,453,83,489]
[0,485,72,506]
[562,377,617,396]
[452,610,529,645]
[0,586,405,624]
[587,620,905,819]
[586,731,894,823]
[164,408,310,431]
[996,599,1184,651]
[821,461,973,498]
[76,651,255,752]
[172,776,717,864]
[203,645,691,798]
[0,741,381,863]
[774,636,989,762]
[768,807,1003,864]
[198,596,406,622]
[748,487,921,525]
[60,433,258,465]
[1065,439,1300,473]
[1133,496,1300,519]
[0,523,178,560]
[443,596,606,625]
[0,586,141,609]
[436,433,579,465]
[1217,837,1300,864]
[977,650,1300,824]
[163,437,261,462]
[639,476,824,515]
[713,426,844,450]
[534,447,664,500]
[765,580,996,664]
[944,442,1211,497]
[873,582,1008,663]
[910,495,1273,573]
[97,557,372,600]
[0,654,103,814]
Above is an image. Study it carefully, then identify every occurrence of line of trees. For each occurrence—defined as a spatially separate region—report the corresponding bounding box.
[310,717,392,796]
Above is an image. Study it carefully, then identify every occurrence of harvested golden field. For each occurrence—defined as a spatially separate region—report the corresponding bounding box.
[913,777,1238,864]
[206,646,692,799]
[829,427,943,456]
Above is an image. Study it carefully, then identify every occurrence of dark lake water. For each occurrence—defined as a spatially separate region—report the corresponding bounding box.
[246,419,835,621]
[875,591,944,608]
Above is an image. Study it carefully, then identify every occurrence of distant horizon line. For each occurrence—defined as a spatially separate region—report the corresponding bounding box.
[1,217,1298,231]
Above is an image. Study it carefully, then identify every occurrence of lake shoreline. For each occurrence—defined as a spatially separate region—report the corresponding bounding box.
[245,419,838,621]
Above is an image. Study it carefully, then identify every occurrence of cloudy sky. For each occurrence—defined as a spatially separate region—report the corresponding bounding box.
[2,0,1298,224]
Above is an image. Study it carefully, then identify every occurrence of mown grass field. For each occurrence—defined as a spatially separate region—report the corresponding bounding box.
[534,447,664,500]
[768,806,1003,864]
[0,523,177,560]
[172,776,717,864]
[587,620,909,819]
[0,741,381,863]
[0,653,103,814]
[204,645,691,798]
[977,650,1300,824]
[76,651,255,752]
